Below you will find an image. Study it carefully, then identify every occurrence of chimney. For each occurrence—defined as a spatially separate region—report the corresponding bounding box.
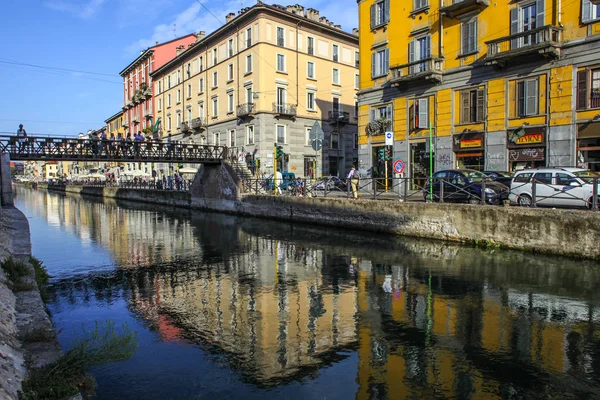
[307,8,319,21]
[155,41,159,45]
[225,12,235,23]
[319,16,328,24]
[175,45,185,56]
[352,28,358,35]
[334,24,342,30]
[196,31,206,42]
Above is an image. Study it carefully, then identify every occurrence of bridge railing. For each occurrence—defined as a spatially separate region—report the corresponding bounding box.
[0,135,228,162]
[51,179,193,192]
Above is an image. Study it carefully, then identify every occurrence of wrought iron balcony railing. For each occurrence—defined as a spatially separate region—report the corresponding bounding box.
[143,87,152,97]
[191,117,206,130]
[272,103,297,117]
[237,103,255,117]
[440,0,489,17]
[328,110,349,124]
[486,25,562,63]
[144,109,153,118]
[390,57,444,84]
[132,116,140,124]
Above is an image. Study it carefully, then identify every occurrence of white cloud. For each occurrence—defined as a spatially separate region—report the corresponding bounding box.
[125,0,357,57]
[45,0,105,19]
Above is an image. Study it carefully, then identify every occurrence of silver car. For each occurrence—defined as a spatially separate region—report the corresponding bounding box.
[509,167,600,209]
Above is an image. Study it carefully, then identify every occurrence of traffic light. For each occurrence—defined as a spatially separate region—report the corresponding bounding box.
[385,147,392,160]
[378,148,385,159]
[284,154,289,163]
[276,146,284,159]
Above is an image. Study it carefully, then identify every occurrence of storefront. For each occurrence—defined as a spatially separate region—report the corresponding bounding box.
[577,123,600,172]
[507,127,546,171]
[452,132,484,171]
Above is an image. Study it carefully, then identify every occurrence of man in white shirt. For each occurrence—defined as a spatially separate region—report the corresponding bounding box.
[347,165,359,199]
[16,124,27,152]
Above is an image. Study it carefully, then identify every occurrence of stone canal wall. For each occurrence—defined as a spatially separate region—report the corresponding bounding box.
[44,184,600,260]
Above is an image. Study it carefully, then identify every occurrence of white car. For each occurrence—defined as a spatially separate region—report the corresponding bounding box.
[509,167,600,209]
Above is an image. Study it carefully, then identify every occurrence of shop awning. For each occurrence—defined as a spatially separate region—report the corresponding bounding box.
[456,152,483,158]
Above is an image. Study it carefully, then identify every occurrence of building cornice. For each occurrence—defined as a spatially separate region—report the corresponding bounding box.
[104,111,123,123]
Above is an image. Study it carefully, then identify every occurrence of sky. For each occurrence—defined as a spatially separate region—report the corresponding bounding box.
[0,0,358,137]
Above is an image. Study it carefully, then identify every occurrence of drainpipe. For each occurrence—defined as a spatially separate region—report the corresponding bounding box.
[439,0,444,58]
[558,0,562,26]
[296,20,301,109]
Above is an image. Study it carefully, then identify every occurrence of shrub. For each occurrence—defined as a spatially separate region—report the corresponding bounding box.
[1,257,29,287]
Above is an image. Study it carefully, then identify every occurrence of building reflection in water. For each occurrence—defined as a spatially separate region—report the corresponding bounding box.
[17,187,600,398]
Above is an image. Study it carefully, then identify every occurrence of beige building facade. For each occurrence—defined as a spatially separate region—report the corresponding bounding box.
[151,3,359,178]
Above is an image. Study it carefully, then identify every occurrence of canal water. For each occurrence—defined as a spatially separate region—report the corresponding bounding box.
[13,186,600,399]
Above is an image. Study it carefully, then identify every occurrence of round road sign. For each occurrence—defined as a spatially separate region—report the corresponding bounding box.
[393,159,405,174]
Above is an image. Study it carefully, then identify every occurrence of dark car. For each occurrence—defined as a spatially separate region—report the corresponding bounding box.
[483,171,514,187]
[423,169,509,205]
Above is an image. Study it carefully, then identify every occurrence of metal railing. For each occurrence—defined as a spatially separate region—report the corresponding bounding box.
[486,25,562,59]
[328,110,349,124]
[391,57,444,81]
[49,179,193,192]
[272,103,297,116]
[236,103,255,117]
[191,117,206,130]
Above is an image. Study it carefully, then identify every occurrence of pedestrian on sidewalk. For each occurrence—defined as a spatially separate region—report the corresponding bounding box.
[347,165,360,200]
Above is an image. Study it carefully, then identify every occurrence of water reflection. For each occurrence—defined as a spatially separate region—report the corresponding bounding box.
[14,186,600,399]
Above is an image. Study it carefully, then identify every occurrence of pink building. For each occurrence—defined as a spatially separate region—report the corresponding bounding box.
[120,34,196,136]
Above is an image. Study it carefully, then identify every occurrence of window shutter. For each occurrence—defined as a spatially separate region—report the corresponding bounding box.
[517,81,525,116]
[425,35,432,58]
[408,40,415,74]
[476,89,485,122]
[526,79,538,115]
[418,99,429,129]
[384,0,390,23]
[510,8,520,49]
[461,23,468,55]
[577,70,588,109]
[384,48,390,75]
[461,91,469,123]
[370,4,376,28]
[386,105,393,130]
[536,0,545,27]
[582,0,591,24]
[409,103,415,131]
[370,108,376,121]
[371,52,376,78]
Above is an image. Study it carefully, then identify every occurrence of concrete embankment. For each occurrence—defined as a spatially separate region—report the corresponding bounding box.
[44,184,600,260]
[0,206,64,399]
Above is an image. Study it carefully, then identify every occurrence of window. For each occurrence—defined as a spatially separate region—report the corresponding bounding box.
[167,75,171,89]
[355,51,360,68]
[213,132,220,146]
[167,94,171,107]
[247,125,254,144]
[333,97,341,113]
[187,108,192,123]
[277,27,285,47]
[461,18,477,55]
[213,48,218,66]
[212,71,218,88]
[333,68,340,85]
[176,112,181,127]
[414,0,427,10]
[460,88,485,123]
[177,89,181,103]
[355,100,359,117]
[276,87,286,107]
[307,36,314,55]
[228,92,234,113]
[510,2,544,49]
[330,131,339,149]
[276,124,285,144]
[199,56,204,72]
[370,0,390,28]
[157,98,162,111]
[246,54,252,73]
[576,68,600,109]
[307,61,315,79]
[198,77,204,93]
[186,63,191,78]
[354,132,358,149]
[332,45,339,62]
[199,102,204,119]
[212,98,218,117]
[355,74,360,89]
[246,86,253,104]
[307,92,316,110]
[228,38,234,57]
[305,127,312,146]
[534,172,552,184]
[177,70,181,84]
[409,36,431,74]
[371,48,389,78]
[277,54,286,72]
[167,116,171,130]
[514,172,532,183]
[229,129,236,147]
[409,99,428,130]
[157,81,162,94]
[582,0,600,23]
[517,78,538,117]
[246,27,252,47]
[228,63,234,81]
[187,84,192,99]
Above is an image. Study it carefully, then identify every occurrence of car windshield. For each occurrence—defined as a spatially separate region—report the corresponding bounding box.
[462,170,488,181]
[574,171,600,183]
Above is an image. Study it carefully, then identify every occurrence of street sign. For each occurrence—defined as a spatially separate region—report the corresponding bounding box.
[309,121,325,141]
[393,159,405,174]
[311,138,322,151]
[385,131,393,146]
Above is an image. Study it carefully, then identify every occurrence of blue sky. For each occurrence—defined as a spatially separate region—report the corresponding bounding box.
[0,0,358,137]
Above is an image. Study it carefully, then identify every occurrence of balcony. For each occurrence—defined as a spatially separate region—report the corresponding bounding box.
[486,25,562,66]
[143,86,152,97]
[328,110,349,124]
[440,0,489,18]
[237,103,255,117]
[390,57,444,85]
[144,109,153,119]
[121,103,127,110]
[132,115,140,124]
[191,117,206,130]
[126,99,133,108]
[179,122,190,132]
[273,103,297,118]
[122,118,129,127]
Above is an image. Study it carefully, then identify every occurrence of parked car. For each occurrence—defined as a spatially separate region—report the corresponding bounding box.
[423,169,509,205]
[483,171,513,186]
[509,167,600,209]
[312,176,347,191]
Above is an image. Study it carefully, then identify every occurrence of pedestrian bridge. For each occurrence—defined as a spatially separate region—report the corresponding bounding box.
[0,135,227,164]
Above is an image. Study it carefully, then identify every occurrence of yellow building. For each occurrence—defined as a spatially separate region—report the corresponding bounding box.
[105,111,124,139]
[358,0,600,178]
[151,3,360,178]
[42,161,59,180]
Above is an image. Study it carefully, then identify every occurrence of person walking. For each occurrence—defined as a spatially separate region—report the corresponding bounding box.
[16,124,27,152]
[347,165,360,199]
